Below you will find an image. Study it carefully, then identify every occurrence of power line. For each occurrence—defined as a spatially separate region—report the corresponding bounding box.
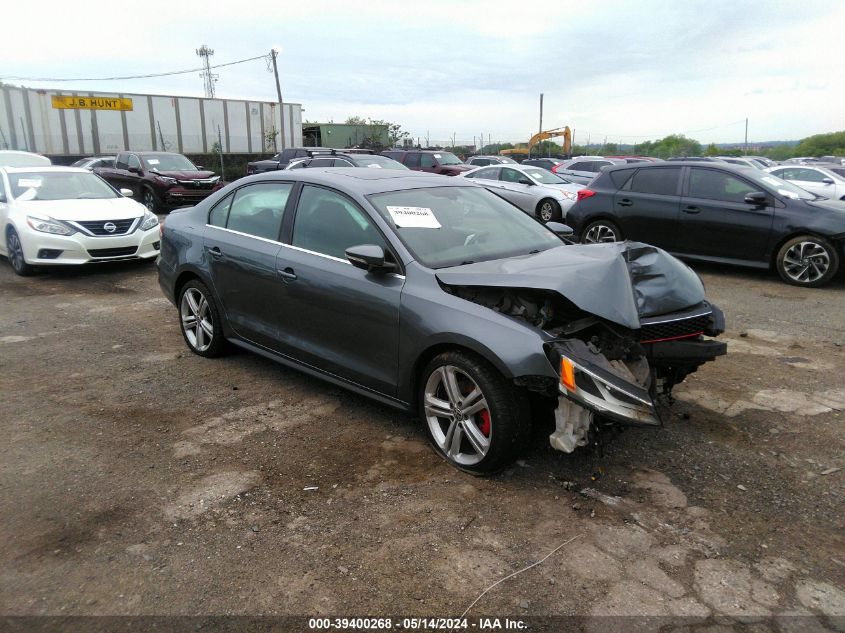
[0,54,269,82]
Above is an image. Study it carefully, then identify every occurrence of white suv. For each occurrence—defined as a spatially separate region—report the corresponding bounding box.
[0,166,160,276]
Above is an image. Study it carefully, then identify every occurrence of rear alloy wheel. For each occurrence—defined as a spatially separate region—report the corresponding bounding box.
[142,188,160,214]
[776,235,839,287]
[179,280,225,357]
[581,220,622,244]
[6,227,34,276]
[536,198,561,223]
[420,351,525,475]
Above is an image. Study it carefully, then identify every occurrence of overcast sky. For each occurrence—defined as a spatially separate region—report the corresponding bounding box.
[3,0,842,146]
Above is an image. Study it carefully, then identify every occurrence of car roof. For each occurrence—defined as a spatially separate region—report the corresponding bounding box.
[2,166,89,173]
[604,161,756,172]
[0,150,52,167]
[248,167,472,195]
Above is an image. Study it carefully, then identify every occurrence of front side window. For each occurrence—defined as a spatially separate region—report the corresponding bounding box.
[500,168,525,183]
[223,183,292,240]
[435,152,463,165]
[292,185,387,259]
[127,154,141,171]
[628,168,681,195]
[309,158,334,168]
[793,168,826,183]
[470,158,490,167]
[405,153,421,168]
[572,161,594,172]
[420,154,435,168]
[688,169,757,203]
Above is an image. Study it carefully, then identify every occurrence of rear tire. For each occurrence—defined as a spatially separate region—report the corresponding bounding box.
[536,198,562,223]
[581,219,622,244]
[6,227,34,276]
[178,280,226,357]
[775,235,839,287]
[419,350,527,475]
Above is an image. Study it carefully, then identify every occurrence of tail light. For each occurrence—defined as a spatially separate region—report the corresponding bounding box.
[551,165,561,173]
[576,189,596,202]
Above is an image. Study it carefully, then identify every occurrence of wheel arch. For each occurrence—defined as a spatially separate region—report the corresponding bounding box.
[407,341,514,409]
[768,230,838,270]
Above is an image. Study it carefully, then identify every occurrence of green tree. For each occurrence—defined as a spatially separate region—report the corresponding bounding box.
[633,134,701,159]
[794,130,845,156]
[704,143,720,156]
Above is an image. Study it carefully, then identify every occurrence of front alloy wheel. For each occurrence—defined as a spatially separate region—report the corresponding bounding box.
[420,351,525,474]
[6,228,33,276]
[143,188,159,213]
[776,235,839,287]
[537,199,561,223]
[179,281,225,357]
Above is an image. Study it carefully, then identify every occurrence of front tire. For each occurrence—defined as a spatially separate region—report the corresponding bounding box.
[776,235,839,287]
[142,187,160,214]
[178,280,226,357]
[6,227,34,276]
[581,219,622,244]
[536,198,562,223]
[419,351,526,475]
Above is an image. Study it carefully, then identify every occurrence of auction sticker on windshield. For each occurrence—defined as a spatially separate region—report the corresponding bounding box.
[16,178,42,188]
[386,206,442,229]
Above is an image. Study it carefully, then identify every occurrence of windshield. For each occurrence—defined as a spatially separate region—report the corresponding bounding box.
[368,186,562,269]
[141,154,198,171]
[9,171,118,200]
[522,167,568,185]
[354,156,409,170]
[434,152,463,165]
[754,173,816,201]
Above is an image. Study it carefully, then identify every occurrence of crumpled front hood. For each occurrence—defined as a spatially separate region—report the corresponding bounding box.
[435,241,705,330]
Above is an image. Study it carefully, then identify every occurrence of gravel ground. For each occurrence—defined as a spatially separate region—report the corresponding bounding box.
[0,257,843,631]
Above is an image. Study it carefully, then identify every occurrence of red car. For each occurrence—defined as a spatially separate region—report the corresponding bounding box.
[96,152,225,213]
[380,150,472,176]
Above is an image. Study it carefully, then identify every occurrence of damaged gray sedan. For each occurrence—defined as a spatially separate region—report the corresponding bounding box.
[158,169,726,474]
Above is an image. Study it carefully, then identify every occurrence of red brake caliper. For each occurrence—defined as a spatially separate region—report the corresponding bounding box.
[478,409,491,437]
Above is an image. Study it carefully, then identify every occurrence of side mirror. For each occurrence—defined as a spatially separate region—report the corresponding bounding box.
[822,177,835,185]
[546,221,575,239]
[195,165,204,170]
[346,244,397,274]
[744,191,768,206]
[518,178,534,186]
[120,188,134,197]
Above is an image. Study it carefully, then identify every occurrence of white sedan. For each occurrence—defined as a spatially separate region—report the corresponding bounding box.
[0,167,160,276]
[461,164,584,222]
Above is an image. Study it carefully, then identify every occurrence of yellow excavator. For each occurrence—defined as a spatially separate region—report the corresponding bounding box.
[500,126,572,158]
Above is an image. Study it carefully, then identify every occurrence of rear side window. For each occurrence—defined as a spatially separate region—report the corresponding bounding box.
[628,168,681,195]
[309,158,334,168]
[688,169,757,204]
[209,193,234,227]
[470,158,490,166]
[223,183,292,240]
[281,149,296,161]
[292,185,387,259]
[792,168,826,182]
[405,153,421,168]
[573,161,594,172]
[472,167,499,180]
[609,168,636,188]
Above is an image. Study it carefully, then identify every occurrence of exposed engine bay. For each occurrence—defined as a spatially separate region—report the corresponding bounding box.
[438,241,727,455]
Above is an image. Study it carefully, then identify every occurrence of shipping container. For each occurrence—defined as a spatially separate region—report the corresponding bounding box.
[0,84,302,157]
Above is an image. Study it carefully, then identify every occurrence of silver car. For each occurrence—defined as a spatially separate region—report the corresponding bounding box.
[765,165,845,201]
[553,157,627,185]
[461,164,584,222]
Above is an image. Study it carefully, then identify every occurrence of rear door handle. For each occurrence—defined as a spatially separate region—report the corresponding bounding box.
[617,199,633,207]
[682,205,701,214]
[207,246,223,258]
[277,267,297,281]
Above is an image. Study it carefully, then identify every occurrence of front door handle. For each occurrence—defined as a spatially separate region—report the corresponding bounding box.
[617,199,633,207]
[277,267,297,281]
[207,246,223,258]
[682,205,701,214]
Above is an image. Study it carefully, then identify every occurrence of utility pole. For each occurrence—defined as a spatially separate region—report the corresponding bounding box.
[196,45,217,98]
[744,118,748,155]
[270,49,286,151]
[534,93,544,159]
